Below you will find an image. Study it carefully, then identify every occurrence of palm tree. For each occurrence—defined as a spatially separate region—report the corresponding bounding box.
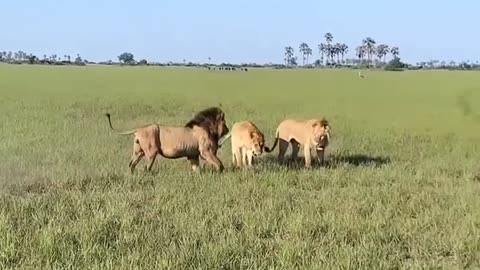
[390,47,399,59]
[334,43,343,63]
[356,46,366,65]
[362,37,376,67]
[340,44,349,64]
[324,33,334,65]
[325,32,333,44]
[299,43,309,66]
[318,43,326,66]
[284,46,294,66]
[376,44,389,63]
[305,46,312,65]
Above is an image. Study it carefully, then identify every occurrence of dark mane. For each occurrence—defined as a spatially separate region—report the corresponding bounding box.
[320,118,329,127]
[185,107,224,129]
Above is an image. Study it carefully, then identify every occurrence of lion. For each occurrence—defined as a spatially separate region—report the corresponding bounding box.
[105,107,229,173]
[220,121,266,168]
[264,118,331,168]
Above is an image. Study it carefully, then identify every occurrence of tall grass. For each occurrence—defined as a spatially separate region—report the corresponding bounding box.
[0,65,480,269]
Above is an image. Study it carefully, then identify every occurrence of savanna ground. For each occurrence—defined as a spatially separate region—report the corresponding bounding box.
[1,64,480,269]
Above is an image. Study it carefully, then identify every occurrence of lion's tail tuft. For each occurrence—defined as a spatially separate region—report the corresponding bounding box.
[264,130,279,153]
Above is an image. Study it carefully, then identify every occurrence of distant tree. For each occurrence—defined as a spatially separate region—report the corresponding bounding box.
[67,55,71,62]
[356,46,366,64]
[289,56,298,66]
[385,57,406,70]
[118,52,134,64]
[339,44,348,64]
[299,43,309,66]
[334,43,343,63]
[362,37,376,67]
[324,33,334,64]
[28,55,37,64]
[305,46,312,65]
[390,47,399,59]
[318,43,326,65]
[284,46,294,66]
[376,44,389,63]
[324,32,333,44]
[449,60,456,66]
[75,54,82,63]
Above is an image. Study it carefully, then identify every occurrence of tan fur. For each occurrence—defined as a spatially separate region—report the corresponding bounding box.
[265,118,330,168]
[229,121,266,168]
[105,107,229,173]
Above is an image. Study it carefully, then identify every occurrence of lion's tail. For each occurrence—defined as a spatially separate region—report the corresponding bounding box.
[218,133,232,148]
[264,130,279,153]
[105,113,137,135]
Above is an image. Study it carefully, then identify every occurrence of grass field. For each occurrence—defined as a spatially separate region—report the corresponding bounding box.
[1,64,480,269]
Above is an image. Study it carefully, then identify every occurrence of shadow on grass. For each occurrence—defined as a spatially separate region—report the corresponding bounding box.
[256,153,391,170]
[327,154,391,168]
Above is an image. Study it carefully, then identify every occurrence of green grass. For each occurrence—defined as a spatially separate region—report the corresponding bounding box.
[1,64,480,269]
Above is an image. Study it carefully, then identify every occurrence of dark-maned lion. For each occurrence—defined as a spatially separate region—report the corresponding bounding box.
[265,118,330,168]
[105,107,229,173]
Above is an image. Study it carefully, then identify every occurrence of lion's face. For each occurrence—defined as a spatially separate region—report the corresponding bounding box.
[250,132,265,156]
[312,121,330,151]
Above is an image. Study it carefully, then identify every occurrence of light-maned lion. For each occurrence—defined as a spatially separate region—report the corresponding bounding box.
[222,121,266,168]
[105,107,229,173]
[265,118,331,168]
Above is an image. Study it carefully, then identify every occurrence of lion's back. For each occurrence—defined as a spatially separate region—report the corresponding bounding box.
[231,121,264,147]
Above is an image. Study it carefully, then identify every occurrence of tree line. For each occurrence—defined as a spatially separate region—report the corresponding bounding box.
[1,44,479,71]
[0,50,87,65]
[285,32,400,68]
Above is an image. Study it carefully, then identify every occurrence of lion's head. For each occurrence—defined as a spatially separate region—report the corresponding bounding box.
[312,118,330,150]
[185,107,229,141]
[250,131,265,156]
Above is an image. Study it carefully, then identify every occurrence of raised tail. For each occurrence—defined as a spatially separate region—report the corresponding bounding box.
[264,130,279,153]
[104,113,137,135]
[218,132,232,148]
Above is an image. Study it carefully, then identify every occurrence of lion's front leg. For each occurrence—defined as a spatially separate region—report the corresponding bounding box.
[200,149,224,172]
[304,145,312,168]
[246,150,254,167]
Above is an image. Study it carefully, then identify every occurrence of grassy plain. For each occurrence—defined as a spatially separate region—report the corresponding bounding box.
[1,64,480,269]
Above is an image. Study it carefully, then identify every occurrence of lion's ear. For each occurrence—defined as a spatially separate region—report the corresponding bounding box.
[249,132,255,139]
[320,118,329,127]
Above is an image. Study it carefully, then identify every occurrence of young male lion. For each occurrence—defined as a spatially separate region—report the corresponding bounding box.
[105,107,229,173]
[222,121,266,168]
[265,118,330,168]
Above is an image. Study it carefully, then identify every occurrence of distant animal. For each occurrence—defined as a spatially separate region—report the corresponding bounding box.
[244,68,248,72]
[105,107,229,173]
[358,71,364,78]
[265,118,330,167]
[220,121,266,168]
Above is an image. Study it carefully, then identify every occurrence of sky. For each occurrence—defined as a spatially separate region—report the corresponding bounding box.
[2,0,479,64]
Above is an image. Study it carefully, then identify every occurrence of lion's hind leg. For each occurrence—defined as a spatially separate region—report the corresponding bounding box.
[290,140,300,163]
[129,139,145,173]
[277,138,289,164]
[232,147,242,168]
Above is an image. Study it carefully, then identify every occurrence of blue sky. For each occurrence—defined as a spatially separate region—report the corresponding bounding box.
[2,0,479,64]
